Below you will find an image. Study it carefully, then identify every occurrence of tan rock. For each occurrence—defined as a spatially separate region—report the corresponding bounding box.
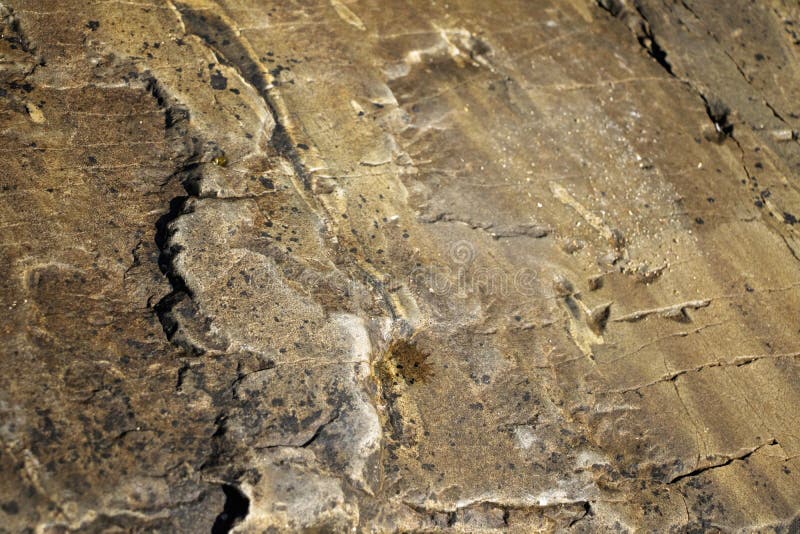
[1,0,800,531]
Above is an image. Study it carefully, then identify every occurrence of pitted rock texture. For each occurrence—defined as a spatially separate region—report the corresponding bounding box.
[2,0,800,532]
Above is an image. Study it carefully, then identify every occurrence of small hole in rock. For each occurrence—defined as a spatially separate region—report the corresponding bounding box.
[211,484,249,534]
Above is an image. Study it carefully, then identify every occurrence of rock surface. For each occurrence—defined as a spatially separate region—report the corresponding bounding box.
[2,0,800,531]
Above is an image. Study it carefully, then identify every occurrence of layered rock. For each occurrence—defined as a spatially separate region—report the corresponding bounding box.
[1,0,800,531]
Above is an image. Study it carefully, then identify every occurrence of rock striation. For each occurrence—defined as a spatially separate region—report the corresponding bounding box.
[1,0,800,531]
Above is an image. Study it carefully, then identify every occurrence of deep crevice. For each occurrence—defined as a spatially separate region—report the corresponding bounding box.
[211,484,249,534]
[633,8,674,76]
[154,195,190,286]
[597,0,673,75]
[568,501,593,528]
[144,74,207,355]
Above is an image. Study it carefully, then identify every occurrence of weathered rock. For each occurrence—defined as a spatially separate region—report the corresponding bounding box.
[1,0,800,531]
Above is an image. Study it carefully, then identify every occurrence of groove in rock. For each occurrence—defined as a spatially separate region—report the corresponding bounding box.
[172,3,400,320]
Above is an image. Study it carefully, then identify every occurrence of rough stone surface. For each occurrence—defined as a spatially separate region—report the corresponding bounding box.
[2,0,800,531]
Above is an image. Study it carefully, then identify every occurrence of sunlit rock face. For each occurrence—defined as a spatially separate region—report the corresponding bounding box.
[2,0,800,531]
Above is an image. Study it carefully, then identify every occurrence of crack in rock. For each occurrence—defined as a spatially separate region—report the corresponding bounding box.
[668,440,779,484]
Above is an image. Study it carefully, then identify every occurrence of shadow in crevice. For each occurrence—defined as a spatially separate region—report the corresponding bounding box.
[211,484,249,534]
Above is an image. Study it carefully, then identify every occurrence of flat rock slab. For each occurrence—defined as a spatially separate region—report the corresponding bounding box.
[1,0,800,531]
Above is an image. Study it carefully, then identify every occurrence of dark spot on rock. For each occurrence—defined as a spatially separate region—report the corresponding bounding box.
[784,212,798,224]
[695,217,704,224]
[297,143,309,150]
[270,65,289,78]
[259,177,274,189]
[86,20,100,31]
[1,501,19,515]
[210,71,228,90]
[754,52,765,61]
[588,303,611,334]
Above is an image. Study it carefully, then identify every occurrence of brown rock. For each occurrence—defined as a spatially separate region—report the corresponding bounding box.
[2,0,800,531]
